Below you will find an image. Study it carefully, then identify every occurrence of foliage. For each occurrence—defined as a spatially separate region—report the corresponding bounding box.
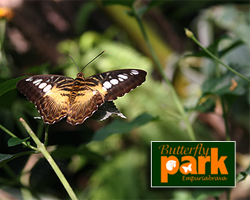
[0,1,249,200]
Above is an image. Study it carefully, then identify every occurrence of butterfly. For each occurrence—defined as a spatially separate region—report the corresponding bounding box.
[16,69,147,125]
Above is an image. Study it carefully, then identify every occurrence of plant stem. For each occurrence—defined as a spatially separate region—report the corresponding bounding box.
[44,124,50,147]
[221,97,230,141]
[185,29,250,84]
[19,118,78,200]
[185,29,233,140]
[0,124,37,151]
[132,6,196,141]
[0,19,6,52]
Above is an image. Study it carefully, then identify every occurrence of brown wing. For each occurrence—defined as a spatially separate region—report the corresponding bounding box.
[67,88,105,125]
[17,75,74,124]
[85,69,147,101]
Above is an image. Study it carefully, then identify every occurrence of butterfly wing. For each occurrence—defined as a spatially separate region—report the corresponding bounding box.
[17,75,74,124]
[92,101,126,121]
[67,88,105,125]
[84,69,147,101]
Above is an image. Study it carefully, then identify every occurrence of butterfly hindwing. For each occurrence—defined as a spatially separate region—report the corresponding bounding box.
[85,69,147,101]
[67,88,105,125]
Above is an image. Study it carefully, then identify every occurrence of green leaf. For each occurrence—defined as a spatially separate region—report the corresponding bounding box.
[194,97,216,112]
[236,165,250,183]
[186,36,244,59]
[186,35,229,58]
[218,39,244,58]
[0,76,27,97]
[101,0,135,7]
[0,151,34,168]
[91,113,157,141]
[201,65,250,97]
[8,137,30,147]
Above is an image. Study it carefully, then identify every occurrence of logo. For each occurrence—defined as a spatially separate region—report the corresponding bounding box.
[151,141,235,187]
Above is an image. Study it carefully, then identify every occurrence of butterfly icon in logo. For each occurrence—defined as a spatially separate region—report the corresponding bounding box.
[182,164,192,173]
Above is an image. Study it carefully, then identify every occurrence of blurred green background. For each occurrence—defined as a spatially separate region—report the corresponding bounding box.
[0,0,249,199]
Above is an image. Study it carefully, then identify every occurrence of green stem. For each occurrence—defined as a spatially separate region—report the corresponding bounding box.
[185,29,250,84]
[0,124,37,151]
[0,19,6,52]
[221,97,230,141]
[185,29,233,140]
[132,6,196,141]
[0,123,18,138]
[19,118,78,200]
[44,124,50,147]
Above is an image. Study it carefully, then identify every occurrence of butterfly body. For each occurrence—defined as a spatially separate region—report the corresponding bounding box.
[17,69,146,125]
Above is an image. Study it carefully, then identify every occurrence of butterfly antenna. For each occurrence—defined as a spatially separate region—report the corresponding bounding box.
[81,50,105,72]
[69,54,80,73]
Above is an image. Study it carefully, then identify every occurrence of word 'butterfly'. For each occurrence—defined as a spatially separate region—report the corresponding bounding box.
[17,55,147,125]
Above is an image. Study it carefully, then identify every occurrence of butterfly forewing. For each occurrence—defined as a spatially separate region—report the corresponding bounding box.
[17,75,74,124]
[86,69,147,101]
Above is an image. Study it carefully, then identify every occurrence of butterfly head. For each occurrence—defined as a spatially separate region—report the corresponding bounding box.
[76,72,84,79]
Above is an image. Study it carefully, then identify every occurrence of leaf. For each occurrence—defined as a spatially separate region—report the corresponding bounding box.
[0,76,27,97]
[8,137,30,147]
[218,39,244,58]
[91,113,157,141]
[201,65,250,97]
[185,36,244,59]
[101,0,135,7]
[236,165,250,183]
[0,151,34,168]
[194,97,216,112]
[186,35,229,58]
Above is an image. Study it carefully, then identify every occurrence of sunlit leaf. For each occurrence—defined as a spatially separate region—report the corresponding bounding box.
[0,76,27,97]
